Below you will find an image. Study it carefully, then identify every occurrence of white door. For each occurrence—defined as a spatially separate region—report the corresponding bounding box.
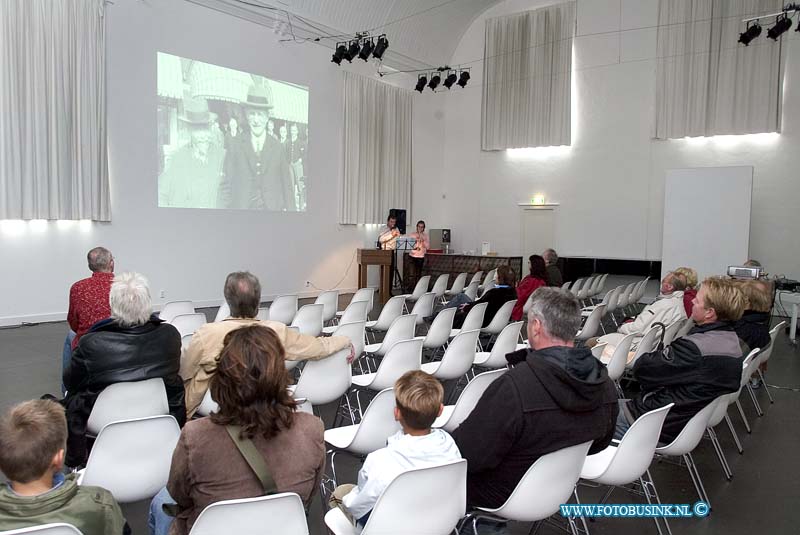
[520,207,556,259]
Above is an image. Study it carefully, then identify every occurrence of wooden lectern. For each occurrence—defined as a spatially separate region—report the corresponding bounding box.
[357,249,393,304]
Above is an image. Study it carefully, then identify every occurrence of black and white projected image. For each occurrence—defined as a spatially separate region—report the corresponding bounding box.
[157,52,309,211]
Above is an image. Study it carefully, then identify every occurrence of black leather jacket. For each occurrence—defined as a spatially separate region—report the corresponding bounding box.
[63,315,185,466]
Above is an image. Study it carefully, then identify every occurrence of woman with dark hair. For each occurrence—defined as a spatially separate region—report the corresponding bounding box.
[512,255,548,321]
[452,265,517,329]
[149,325,325,535]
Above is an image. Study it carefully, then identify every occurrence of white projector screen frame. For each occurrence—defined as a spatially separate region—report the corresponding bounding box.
[661,166,753,282]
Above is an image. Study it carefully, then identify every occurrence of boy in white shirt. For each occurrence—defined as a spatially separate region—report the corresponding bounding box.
[329,370,462,525]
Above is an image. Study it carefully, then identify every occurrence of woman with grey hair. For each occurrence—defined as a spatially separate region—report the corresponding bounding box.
[61,272,185,468]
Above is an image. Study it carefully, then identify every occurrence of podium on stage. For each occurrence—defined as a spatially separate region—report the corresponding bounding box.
[357,249,392,304]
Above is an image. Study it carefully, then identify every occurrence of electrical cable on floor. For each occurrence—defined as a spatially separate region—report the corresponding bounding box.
[765,383,800,392]
[307,249,358,292]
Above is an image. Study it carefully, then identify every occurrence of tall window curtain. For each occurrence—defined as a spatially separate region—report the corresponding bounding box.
[654,0,783,139]
[481,2,575,151]
[339,72,412,225]
[0,0,110,221]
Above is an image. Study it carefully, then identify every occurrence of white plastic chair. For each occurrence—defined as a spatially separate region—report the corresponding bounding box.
[190,493,308,535]
[474,322,523,370]
[169,313,207,337]
[0,526,84,535]
[422,307,456,356]
[79,415,180,503]
[602,333,636,396]
[86,378,169,435]
[431,274,451,305]
[160,301,195,323]
[314,290,340,325]
[364,314,417,357]
[331,321,366,362]
[478,269,496,296]
[662,319,685,346]
[256,307,269,321]
[336,288,375,320]
[581,290,613,334]
[626,324,663,368]
[323,301,368,335]
[676,318,695,338]
[575,304,606,342]
[409,292,436,327]
[576,276,593,305]
[196,389,219,417]
[603,285,625,326]
[445,272,469,297]
[290,304,324,336]
[463,280,480,301]
[569,278,585,298]
[421,329,480,381]
[352,337,422,392]
[706,394,738,481]
[753,321,786,405]
[269,295,298,324]
[433,369,506,432]
[291,347,352,406]
[324,388,401,482]
[325,460,466,535]
[466,442,593,535]
[398,275,431,311]
[450,302,487,339]
[469,271,484,286]
[213,301,230,322]
[730,348,762,441]
[654,399,721,507]
[480,300,516,340]
[181,333,193,351]
[578,403,674,535]
[365,295,406,340]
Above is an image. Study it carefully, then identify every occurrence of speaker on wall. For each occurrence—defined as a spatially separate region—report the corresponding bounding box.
[389,208,406,235]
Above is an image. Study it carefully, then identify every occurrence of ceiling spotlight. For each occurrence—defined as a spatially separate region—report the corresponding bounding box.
[457,70,471,88]
[344,40,361,62]
[443,71,458,89]
[331,42,347,64]
[738,22,761,45]
[415,75,427,93]
[373,35,389,60]
[767,14,792,40]
[358,38,375,61]
[427,73,441,91]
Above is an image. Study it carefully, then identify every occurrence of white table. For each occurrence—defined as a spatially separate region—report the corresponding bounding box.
[776,291,800,345]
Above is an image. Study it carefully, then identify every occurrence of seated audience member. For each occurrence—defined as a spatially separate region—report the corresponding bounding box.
[743,259,762,268]
[62,272,185,468]
[452,288,618,509]
[511,255,548,321]
[0,400,129,534]
[734,279,773,388]
[452,266,517,329]
[329,370,461,526]
[543,248,563,287]
[673,266,698,318]
[182,271,353,418]
[149,325,326,535]
[616,277,748,442]
[591,272,688,361]
[63,247,115,390]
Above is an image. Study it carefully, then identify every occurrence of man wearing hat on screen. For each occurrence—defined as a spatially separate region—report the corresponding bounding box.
[158,97,226,209]
[219,83,295,211]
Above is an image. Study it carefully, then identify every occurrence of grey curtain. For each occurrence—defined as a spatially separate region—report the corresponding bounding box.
[339,72,412,225]
[0,0,110,220]
[654,0,784,139]
[481,2,575,151]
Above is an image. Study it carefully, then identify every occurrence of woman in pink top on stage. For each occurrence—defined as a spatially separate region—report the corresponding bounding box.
[408,220,430,292]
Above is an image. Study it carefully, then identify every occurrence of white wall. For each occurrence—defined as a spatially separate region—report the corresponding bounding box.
[0,0,435,325]
[434,0,800,279]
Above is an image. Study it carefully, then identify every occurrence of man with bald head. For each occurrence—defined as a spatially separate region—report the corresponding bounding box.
[63,247,115,391]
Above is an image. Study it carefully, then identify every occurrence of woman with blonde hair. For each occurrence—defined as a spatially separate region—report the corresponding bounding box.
[674,266,698,317]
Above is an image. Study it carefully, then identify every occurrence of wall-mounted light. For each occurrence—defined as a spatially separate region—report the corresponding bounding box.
[531,194,546,205]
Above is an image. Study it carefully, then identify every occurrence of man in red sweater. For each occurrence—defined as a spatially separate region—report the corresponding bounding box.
[62,247,115,391]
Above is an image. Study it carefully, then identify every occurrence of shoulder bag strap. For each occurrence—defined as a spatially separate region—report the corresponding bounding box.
[225,424,277,495]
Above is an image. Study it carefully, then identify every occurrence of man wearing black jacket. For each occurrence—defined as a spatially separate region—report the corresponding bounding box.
[619,276,748,443]
[62,272,185,468]
[451,287,618,510]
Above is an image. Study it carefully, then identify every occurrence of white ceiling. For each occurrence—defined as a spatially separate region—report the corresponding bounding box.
[187,0,509,71]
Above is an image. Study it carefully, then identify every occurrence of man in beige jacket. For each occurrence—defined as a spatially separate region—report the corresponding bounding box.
[182,271,354,418]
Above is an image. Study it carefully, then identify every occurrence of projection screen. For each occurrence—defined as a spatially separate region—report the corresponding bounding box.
[157,52,309,211]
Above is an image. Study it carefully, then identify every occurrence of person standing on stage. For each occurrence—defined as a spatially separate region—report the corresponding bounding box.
[378,214,400,251]
[407,220,429,292]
